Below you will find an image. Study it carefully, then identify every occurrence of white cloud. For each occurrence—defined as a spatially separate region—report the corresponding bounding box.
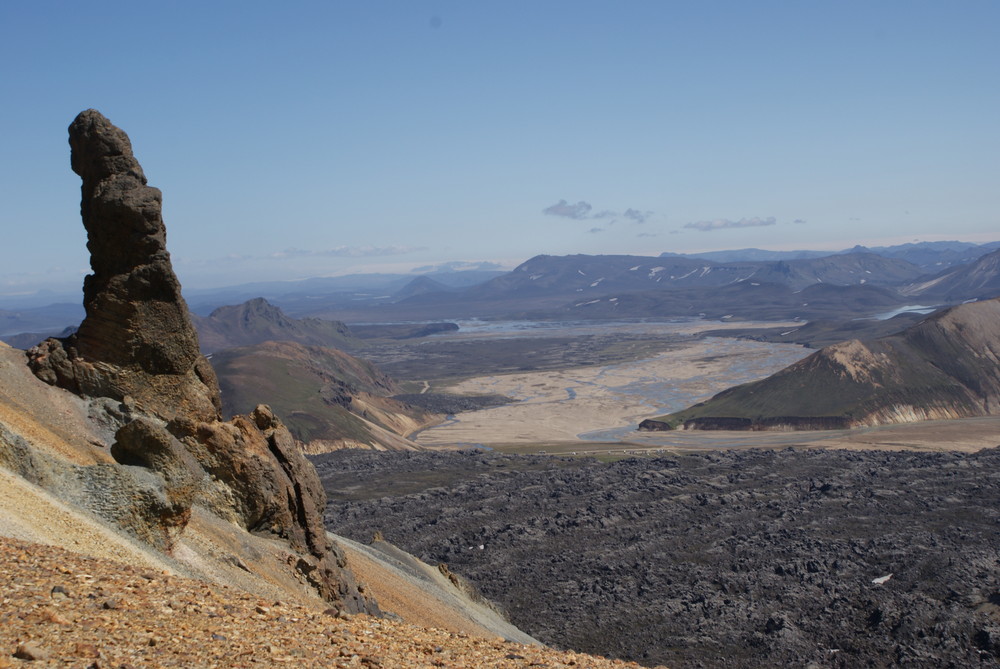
[543,199,655,223]
[623,208,652,223]
[683,217,777,231]
[543,199,593,219]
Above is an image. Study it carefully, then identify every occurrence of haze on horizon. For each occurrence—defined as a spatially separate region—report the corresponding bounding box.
[1,1,998,297]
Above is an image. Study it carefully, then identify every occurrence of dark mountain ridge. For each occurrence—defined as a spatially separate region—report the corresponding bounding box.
[547,280,907,322]
[359,252,925,322]
[662,239,1000,271]
[472,252,923,296]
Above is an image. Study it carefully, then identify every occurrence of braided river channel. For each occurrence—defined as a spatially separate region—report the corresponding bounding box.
[414,319,812,449]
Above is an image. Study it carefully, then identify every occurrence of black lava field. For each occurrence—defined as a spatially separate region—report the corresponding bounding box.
[316,447,1000,668]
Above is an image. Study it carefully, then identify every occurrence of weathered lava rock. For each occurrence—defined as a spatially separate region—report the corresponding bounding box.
[28,109,220,423]
[168,405,370,608]
[110,417,203,549]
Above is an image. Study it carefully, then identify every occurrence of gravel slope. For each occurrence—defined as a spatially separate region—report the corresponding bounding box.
[0,535,650,668]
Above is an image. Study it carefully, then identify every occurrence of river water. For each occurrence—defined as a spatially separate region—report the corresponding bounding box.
[576,337,812,442]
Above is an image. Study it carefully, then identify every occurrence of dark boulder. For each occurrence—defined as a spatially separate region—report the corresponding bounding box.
[637,419,672,431]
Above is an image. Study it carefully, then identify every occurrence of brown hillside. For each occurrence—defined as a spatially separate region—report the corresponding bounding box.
[211,340,438,451]
[655,296,1000,430]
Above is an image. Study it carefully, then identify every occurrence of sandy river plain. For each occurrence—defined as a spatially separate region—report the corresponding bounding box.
[416,336,804,446]
[414,320,1000,454]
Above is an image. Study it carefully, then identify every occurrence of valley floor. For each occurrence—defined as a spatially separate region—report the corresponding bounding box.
[396,320,808,449]
[417,336,809,447]
[400,319,1000,455]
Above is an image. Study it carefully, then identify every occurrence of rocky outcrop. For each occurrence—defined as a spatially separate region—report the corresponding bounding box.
[21,110,375,613]
[28,109,219,423]
[163,405,369,607]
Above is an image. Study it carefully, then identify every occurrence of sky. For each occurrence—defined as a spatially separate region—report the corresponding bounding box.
[1,1,998,298]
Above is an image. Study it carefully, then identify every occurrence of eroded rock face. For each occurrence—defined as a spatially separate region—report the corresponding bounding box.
[28,109,220,423]
[167,405,371,607]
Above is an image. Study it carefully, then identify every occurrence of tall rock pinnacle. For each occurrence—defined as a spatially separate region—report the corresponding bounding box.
[29,110,221,422]
[26,110,376,613]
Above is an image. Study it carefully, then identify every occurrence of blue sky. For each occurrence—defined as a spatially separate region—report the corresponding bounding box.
[1,1,998,296]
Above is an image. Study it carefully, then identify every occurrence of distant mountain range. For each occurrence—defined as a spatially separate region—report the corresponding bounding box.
[374,247,1000,322]
[850,240,1000,270]
[644,296,1000,431]
[377,253,927,321]
[0,302,84,339]
[4,241,1000,336]
[662,240,1000,271]
[477,252,923,295]
[181,267,508,316]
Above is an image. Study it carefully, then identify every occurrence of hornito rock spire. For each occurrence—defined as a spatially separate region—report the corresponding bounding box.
[29,109,221,422]
[25,110,376,613]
